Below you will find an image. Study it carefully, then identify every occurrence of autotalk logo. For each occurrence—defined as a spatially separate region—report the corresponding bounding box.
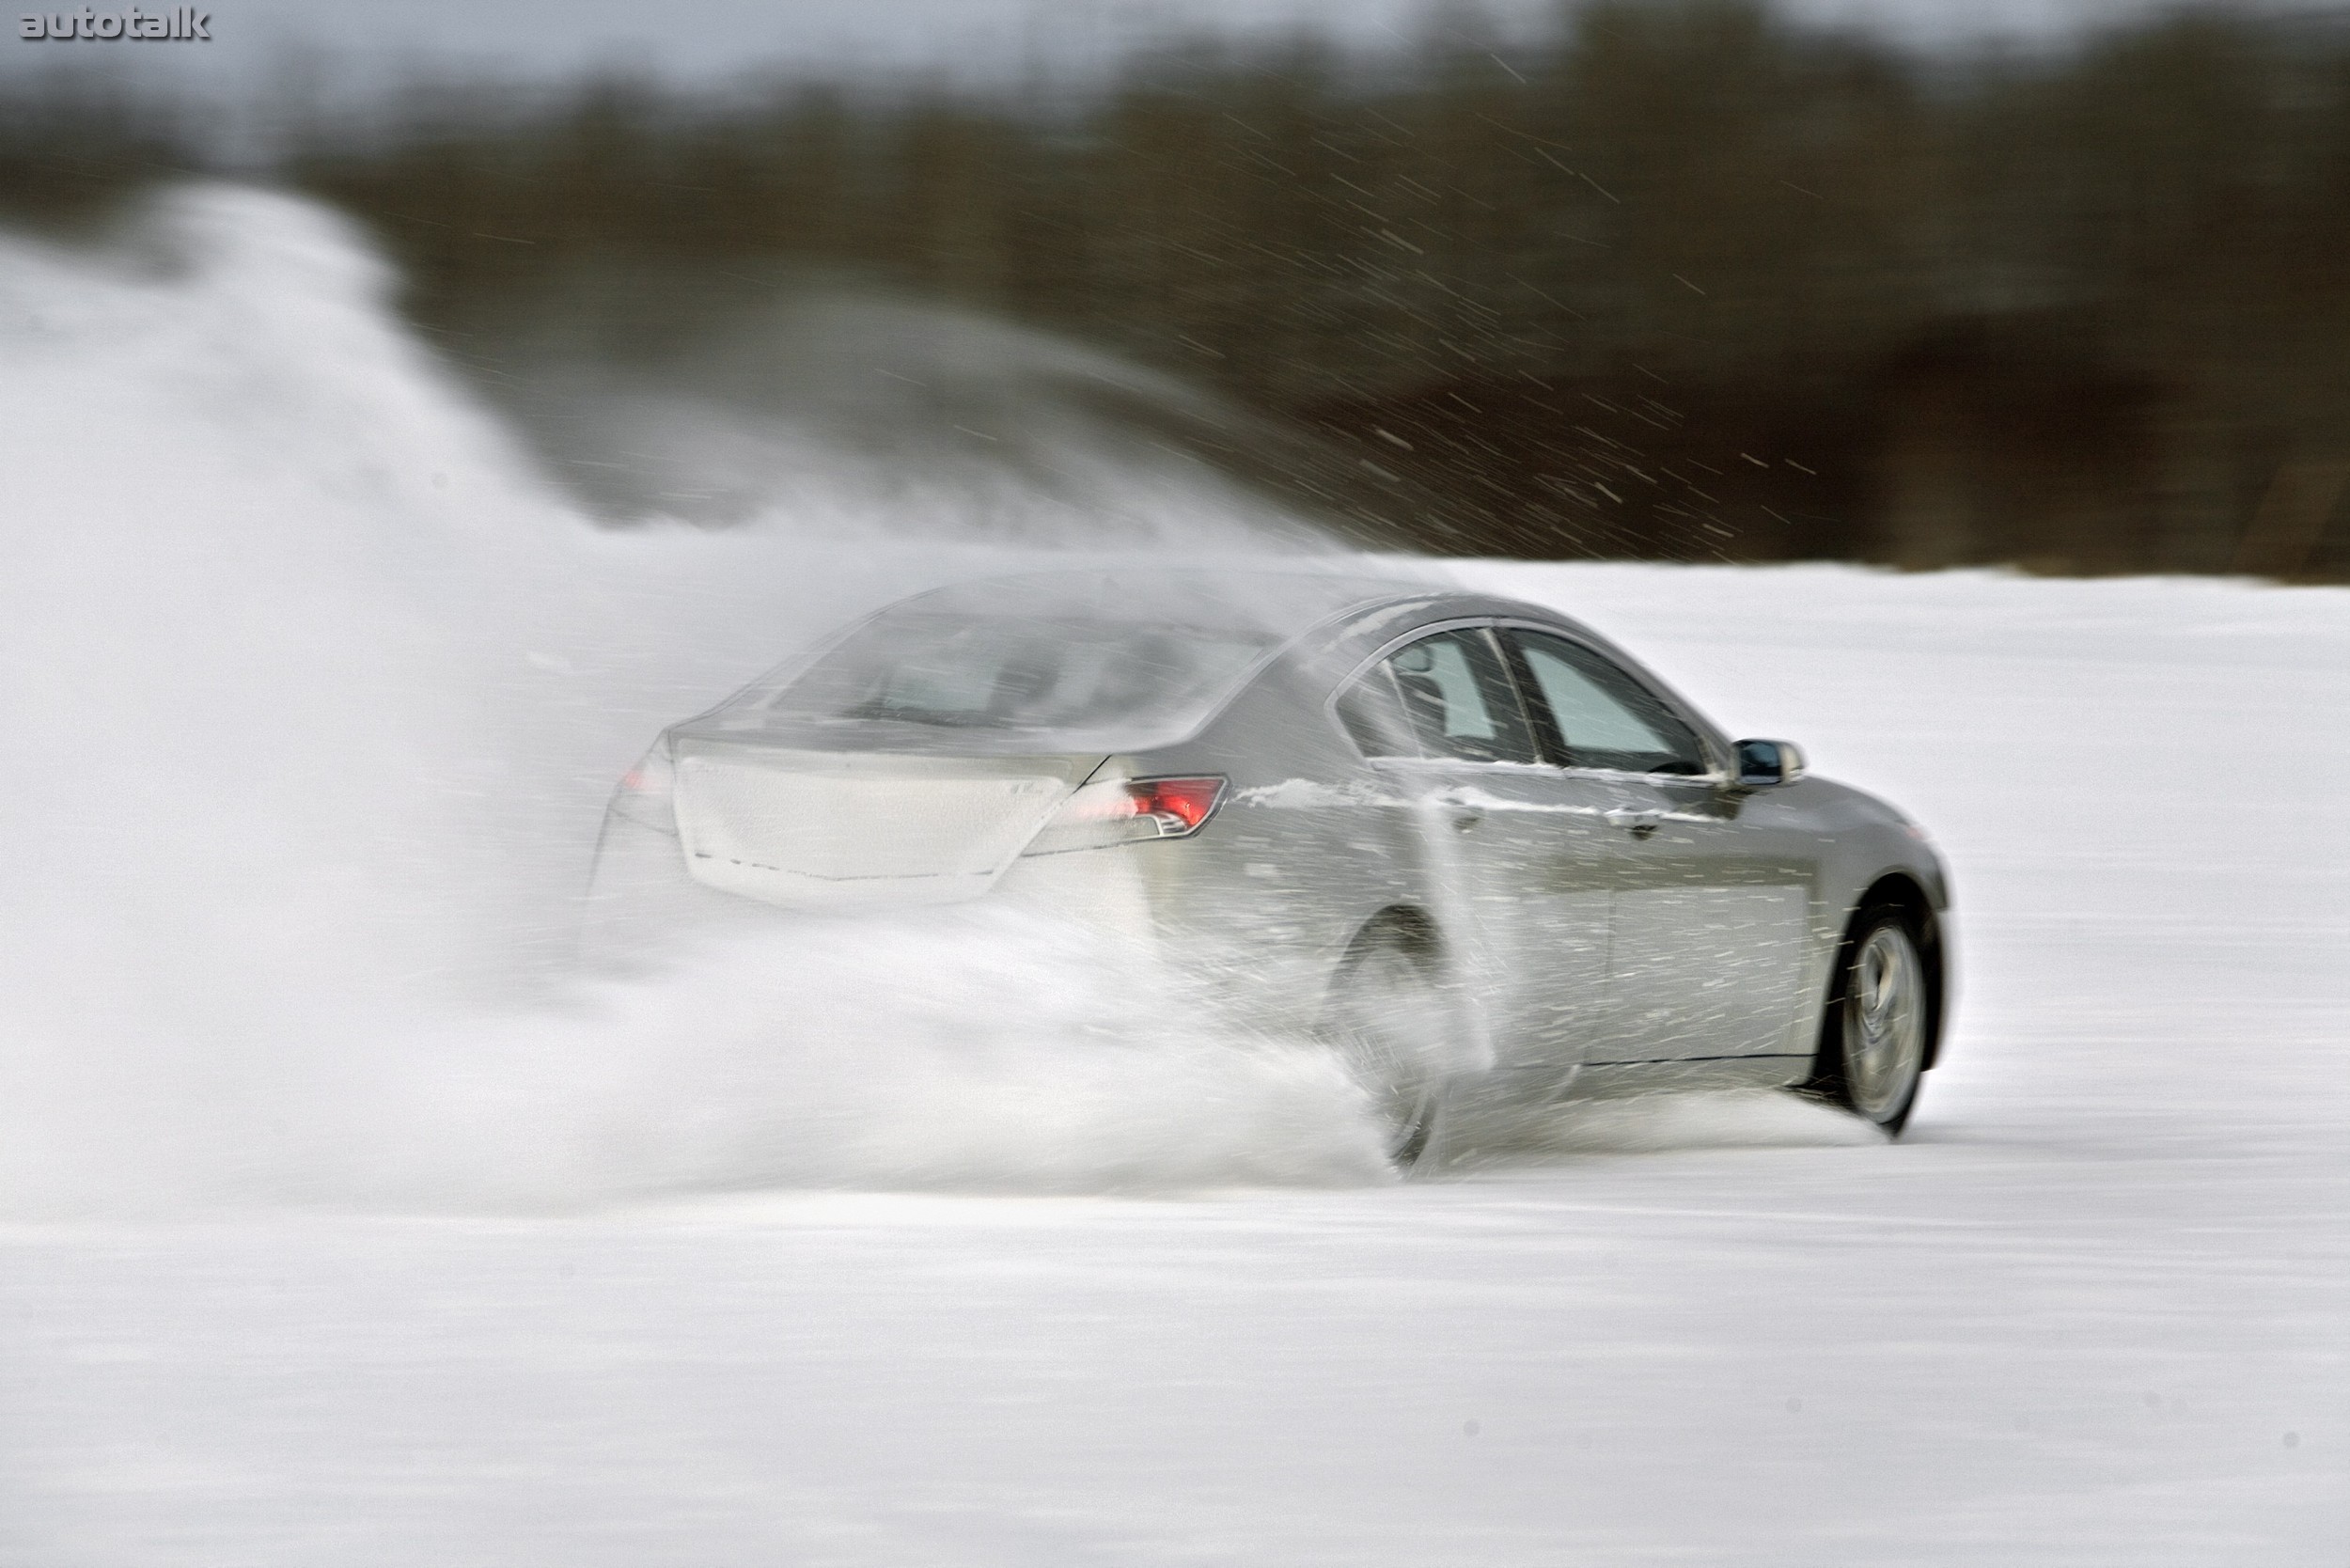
[18,7,212,39]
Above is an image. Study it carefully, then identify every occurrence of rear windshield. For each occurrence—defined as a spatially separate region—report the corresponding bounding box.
[749,614,1276,746]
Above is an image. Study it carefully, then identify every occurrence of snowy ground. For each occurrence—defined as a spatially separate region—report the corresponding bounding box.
[5,565,2342,1566]
[0,189,2343,1564]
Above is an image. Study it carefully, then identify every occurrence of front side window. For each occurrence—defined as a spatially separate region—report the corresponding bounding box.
[1340,627,1539,765]
[1507,630,1708,776]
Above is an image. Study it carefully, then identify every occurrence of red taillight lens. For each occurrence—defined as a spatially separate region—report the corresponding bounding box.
[1131,777,1223,833]
[609,740,679,835]
[1022,775,1228,855]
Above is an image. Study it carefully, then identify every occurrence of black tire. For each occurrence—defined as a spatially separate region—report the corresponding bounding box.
[1322,932,1456,1171]
[1804,902,1931,1135]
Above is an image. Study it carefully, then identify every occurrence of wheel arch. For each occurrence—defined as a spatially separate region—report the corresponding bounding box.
[1328,902,1490,1070]
[1340,902,1449,968]
[1825,872,1949,1072]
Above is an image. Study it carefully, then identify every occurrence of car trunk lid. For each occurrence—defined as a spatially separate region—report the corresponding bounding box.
[669,739,1104,910]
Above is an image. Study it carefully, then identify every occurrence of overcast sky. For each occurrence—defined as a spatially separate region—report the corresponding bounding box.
[5,0,2334,106]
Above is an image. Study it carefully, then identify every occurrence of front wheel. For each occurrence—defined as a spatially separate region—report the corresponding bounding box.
[1807,905,1930,1135]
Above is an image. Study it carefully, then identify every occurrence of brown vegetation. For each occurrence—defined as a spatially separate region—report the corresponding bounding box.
[8,0,2350,576]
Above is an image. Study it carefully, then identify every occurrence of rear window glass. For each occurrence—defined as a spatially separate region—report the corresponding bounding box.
[753,614,1275,745]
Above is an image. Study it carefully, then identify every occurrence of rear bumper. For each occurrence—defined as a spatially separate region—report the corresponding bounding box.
[579,809,1163,967]
[577,808,1350,1047]
[578,814,771,972]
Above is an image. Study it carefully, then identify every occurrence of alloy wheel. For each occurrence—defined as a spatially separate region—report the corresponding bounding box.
[1843,921,1926,1123]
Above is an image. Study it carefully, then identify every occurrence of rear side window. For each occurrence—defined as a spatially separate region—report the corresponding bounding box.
[760,614,1274,743]
[1506,630,1708,776]
[1340,627,1539,765]
[1334,665,1420,759]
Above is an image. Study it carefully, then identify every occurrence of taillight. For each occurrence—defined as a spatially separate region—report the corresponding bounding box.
[608,739,679,835]
[1127,777,1223,832]
[1023,776,1227,856]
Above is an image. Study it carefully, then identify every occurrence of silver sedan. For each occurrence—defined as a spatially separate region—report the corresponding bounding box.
[586,568,1951,1167]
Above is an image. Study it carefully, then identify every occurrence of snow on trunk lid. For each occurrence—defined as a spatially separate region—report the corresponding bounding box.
[672,743,1100,909]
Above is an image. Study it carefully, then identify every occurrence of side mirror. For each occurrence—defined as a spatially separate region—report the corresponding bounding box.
[1734,739,1807,787]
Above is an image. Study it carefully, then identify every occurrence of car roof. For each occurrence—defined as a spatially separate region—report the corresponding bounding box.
[886,566,1454,636]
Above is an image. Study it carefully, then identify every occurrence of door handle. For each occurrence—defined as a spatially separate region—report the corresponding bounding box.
[1435,790,1486,832]
[1606,808,1663,839]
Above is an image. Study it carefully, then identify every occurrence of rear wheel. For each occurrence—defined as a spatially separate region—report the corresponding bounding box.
[1808,905,1930,1134]
[1324,938,1455,1170]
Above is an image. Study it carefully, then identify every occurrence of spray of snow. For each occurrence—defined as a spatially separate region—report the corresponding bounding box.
[0,185,1409,1215]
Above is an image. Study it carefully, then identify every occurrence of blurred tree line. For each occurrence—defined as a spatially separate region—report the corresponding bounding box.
[9,0,2350,576]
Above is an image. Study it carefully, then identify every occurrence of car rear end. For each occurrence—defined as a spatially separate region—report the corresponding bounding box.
[578,572,1338,977]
